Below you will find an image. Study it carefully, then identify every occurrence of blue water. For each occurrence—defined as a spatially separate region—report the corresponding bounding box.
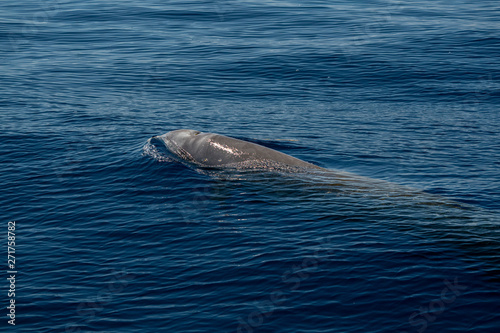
[2,0,500,332]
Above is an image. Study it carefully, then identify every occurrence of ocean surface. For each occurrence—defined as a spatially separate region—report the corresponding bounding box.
[1,0,500,332]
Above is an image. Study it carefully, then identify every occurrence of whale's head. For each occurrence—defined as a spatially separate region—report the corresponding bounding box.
[153,129,205,162]
[153,129,252,166]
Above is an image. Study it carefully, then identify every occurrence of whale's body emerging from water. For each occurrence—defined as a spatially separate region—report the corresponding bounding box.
[152,129,468,207]
[154,129,324,170]
[149,130,485,206]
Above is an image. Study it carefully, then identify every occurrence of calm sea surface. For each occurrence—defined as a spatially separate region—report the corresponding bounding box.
[1,0,500,332]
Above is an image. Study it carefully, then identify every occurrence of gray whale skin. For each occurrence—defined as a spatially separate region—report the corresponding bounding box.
[154,129,323,170]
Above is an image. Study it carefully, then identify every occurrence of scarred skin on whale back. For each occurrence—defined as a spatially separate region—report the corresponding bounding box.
[154,129,323,169]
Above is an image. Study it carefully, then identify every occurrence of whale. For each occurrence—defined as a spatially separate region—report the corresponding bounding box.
[150,129,471,209]
[153,129,324,171]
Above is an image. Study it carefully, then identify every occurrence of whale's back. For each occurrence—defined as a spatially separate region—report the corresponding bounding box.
[188,134,323,169]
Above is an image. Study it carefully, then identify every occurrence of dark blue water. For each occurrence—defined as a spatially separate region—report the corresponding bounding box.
[2,0,500,332]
